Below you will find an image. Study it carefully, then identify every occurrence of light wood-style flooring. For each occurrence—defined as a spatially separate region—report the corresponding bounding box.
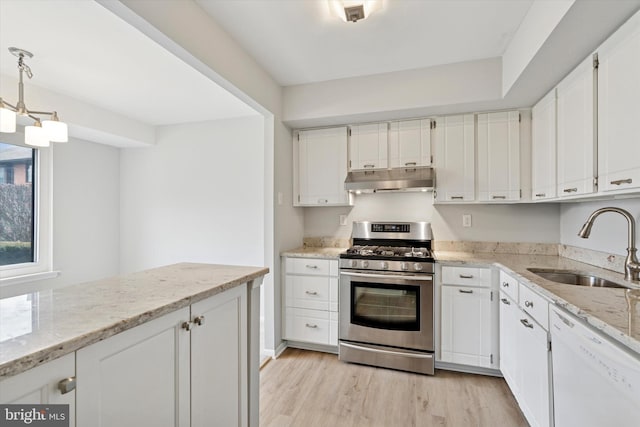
[260,348,527,427]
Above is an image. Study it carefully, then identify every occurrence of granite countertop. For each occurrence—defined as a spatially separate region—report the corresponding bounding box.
[0,263,268,379]
[281,247,348,259]
[436,251,640,355]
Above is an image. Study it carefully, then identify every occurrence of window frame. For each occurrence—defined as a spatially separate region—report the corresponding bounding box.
[0,132,54,286]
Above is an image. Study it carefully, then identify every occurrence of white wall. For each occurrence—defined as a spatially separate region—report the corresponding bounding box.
[303,192,560,243]
[560,197,640,256]
[119,116,265,273]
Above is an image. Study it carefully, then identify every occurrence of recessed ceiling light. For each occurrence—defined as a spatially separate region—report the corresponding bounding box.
[328,0,383,23]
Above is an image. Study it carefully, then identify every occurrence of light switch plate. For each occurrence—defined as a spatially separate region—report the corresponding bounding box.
[339,214,348,226]
[462,214,472,227]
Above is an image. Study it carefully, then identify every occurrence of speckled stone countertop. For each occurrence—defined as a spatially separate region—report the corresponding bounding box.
[281,247,347,259]
[436,251,640,355]
[0,263,268,379]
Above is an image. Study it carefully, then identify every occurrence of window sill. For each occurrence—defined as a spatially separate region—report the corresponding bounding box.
[0,271,61,298]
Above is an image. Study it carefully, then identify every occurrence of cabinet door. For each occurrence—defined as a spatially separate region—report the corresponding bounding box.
[76,307,190,427]
[0,353,76,427]
[191,285,248,427]
[434,114,475,202]
[477,111,521,201]
[296,126,350,206]
[516,312,552,427]
[531,89,557,200]
[389,119,432,168]
[349,123,388,170]
[441,286,494,368]
[598,12,640,193]
[499,292,519,394]
[557,56,596,197]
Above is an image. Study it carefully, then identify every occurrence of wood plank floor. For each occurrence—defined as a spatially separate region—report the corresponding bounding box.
[260,348,527,427]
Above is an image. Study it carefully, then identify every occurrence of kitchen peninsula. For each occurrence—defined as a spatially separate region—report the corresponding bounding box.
[0,262,268,427]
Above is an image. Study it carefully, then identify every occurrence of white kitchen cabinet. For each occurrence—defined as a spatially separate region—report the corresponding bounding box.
[294,126,352,206]
[77,285,253,427]
[434,114,475,202]
[499,271,552,427]
[440,266,497,369]
[531,89,557,200]
[349,122,388,170]
[476,111,521,201]
[389,119,432,168]
[598,11,640,194]
[76,307,191,427]
[556,55,597,198]
[283,257,339,349]
[0,353,76,427]
[441,285,495,368]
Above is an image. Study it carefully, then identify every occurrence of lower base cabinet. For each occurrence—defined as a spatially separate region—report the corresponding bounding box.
[76,285,252,427]
[0,353,76,427]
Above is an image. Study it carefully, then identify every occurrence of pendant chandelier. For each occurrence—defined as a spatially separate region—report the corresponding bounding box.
[0,47,68,147]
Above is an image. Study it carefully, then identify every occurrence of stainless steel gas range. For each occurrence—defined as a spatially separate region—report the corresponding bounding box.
[339,221,435,375]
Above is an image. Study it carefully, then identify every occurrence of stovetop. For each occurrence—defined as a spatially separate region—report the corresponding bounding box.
[341,245,434,262]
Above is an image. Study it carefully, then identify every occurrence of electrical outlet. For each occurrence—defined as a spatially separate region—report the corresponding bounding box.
[339,214,348,226]
[462,214,472,228]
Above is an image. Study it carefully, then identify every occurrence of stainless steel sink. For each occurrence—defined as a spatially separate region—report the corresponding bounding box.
[527,268,627,288]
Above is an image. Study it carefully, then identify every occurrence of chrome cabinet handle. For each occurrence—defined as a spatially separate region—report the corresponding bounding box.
[492,195,506,199]
[305,323,318,329]
[524,300,534,308]
[305,290,318,296]
[363,164,375,168]
[194,315,205,326]
[58,377,76,395]
[611,178,632,185]
[563,188,578,193]
[317,199,328,204]
[501,298,511,305]
[459,274,474,279]
[182,321,192,331]
[451,196,464,200]
[306,265,318,269]
[535,193,546,197]
[520,318,534,329]
[459,289,473,294]
[502,282,509,287]
[405,162,417,166]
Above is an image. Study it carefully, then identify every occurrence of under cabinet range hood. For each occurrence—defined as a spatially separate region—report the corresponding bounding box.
[344,168,435,193]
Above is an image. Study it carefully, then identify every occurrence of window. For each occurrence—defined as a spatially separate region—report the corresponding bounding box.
[0,136,52,286]
[0,142,35,266]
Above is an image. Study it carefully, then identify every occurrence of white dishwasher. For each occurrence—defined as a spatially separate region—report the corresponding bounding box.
[550,306,640,427]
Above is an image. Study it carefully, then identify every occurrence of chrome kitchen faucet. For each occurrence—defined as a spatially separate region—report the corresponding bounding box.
[578,207,640,282]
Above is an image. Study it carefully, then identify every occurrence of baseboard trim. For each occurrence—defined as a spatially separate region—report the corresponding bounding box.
[435,361,503,377]
[282,341,338,355]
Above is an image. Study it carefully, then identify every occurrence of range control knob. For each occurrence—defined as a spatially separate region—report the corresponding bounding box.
[400,262,408,271]
[414,263,423,271]
[380,261,389,270]
[362,260,369,268]
[349,260,357,268]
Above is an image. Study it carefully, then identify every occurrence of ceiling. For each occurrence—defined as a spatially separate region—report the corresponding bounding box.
[0,0,257,127]
[196,0,535,86]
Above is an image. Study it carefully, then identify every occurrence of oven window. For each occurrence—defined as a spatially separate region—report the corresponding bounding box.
[351,282,420,331]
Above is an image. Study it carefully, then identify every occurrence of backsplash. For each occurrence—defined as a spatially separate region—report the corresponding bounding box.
[559,244,626,274]
[434,241,558,255]
[303,237,351,248]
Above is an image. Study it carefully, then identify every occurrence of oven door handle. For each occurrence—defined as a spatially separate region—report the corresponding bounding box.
[340,342,434,359]
[340,271,433,281]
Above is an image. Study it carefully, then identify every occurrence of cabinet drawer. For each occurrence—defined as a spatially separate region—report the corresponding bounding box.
[518,284,550,331]
[499,271,519,301]
[442,266,492,287]
[285,275,329,310]
[285,308,330,345]
[286,258,332,276]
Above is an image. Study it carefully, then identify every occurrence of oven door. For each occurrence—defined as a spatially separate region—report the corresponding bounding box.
[339,270,433,352]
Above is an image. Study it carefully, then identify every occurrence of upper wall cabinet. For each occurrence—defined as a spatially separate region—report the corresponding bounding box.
[556,55,597,198]
[531,89,557,201]
[348,123,388,171]
[294,127,352,207]
[389,119,432,168]
[434,114,475,202]
[598,11,640,194]
[476,111,521,202]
